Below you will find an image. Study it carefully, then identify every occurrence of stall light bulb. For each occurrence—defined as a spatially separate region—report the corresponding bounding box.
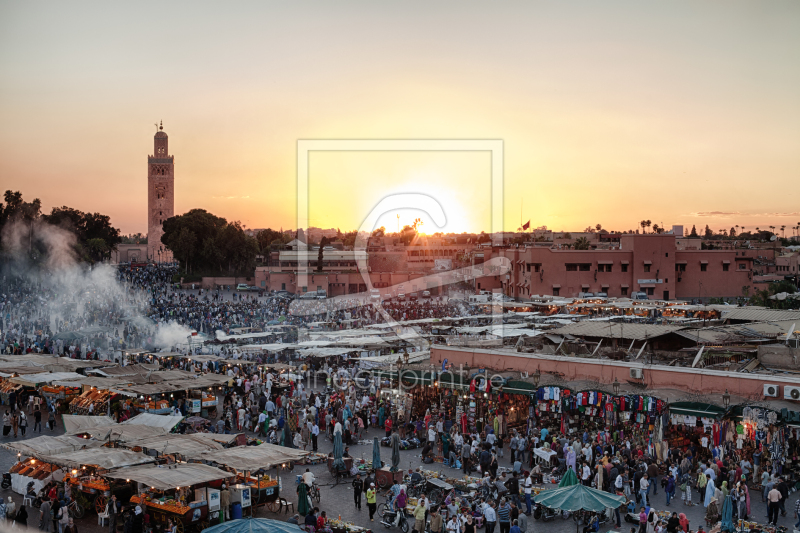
[127,479,130,482]
[31,460,36,464]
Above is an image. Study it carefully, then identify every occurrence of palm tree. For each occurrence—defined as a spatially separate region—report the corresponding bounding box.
[645,220,652,233]
[781,225,786,238]
[574,237,591,250]
[640,220,647,234]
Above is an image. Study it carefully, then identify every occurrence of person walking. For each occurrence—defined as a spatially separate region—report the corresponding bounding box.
[34,408,42,433]
[483,501,497,533]
[108,494,118,533]
[352,473,364,510]
[639,474,650,508]
[18,412,27,437]
[366,483,377,521]
[767,484,781,526]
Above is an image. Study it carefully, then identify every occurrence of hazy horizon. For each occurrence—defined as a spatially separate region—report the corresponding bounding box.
[2,1,798,235]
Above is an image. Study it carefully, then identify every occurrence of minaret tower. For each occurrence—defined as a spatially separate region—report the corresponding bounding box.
[147,121,174,262]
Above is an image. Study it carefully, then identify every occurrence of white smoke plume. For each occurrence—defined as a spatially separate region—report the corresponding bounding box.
[153,322,194,351]
[1,218,151,347]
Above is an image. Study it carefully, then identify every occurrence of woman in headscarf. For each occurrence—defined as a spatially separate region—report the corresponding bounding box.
[14,504,27,527]
[646,508,657,533]
[739,479,750,519]
[720,480,729,499]
[132,505,144,533]
[442,430,450,459]
[696,471,707,503]
[378,404,385,428]
[678,513,690,532]
[666,512,681,533]
[704,475,716,508]
[566,447,577,473]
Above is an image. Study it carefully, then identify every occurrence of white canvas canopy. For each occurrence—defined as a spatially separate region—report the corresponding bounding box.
[39,448,156,470]
[194,443,310,471]
[61,415,117,434]
[104,463,232,490]
[120,413,184,430]
[3,435,103,457]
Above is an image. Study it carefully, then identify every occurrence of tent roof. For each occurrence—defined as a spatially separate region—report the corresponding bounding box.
[62,415,117,434]
[193,443,310,471]
[120,413,184,430]
[105,463,232,490]
[39,447,156,470]
[121,434,227,456]
[3,435,103,456]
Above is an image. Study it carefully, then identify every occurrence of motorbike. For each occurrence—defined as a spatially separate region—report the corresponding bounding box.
[532,503,568,522]
[380,508,410,533]
[1,473,10,489]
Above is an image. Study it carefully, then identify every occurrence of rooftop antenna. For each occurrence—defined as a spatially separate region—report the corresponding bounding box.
[397,214,400,233]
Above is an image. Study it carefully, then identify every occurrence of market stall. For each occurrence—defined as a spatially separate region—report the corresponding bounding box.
[193,443,310,513]
[105,463,233,533]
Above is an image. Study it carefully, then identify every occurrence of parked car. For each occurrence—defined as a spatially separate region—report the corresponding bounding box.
[409,292,418,301]
[422,290,431,299]
[236,283,250,291]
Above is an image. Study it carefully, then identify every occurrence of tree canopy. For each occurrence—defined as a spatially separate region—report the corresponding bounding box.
[0,190,121,264]
[161,209,258,276]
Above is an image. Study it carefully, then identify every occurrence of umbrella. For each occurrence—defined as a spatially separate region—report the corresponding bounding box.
[390,433,400,472]
[559,466,579,487]
[721,494,734,532]
[282,425,294,449]
[372,437,382,471]
[533,482,625,513]
[201,517,305,533]
[332,432,345,471]
[297,483,310,516]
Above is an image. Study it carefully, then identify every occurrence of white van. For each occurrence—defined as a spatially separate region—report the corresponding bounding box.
[370,289,381,301]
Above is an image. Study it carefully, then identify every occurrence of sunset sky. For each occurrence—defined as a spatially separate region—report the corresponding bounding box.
[1,1,798,236]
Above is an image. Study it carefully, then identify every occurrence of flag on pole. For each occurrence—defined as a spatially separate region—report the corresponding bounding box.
[522,220,530,230]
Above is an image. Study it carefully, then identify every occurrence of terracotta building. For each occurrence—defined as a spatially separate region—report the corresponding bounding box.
[480,234,754,301]
[147,122,174,262]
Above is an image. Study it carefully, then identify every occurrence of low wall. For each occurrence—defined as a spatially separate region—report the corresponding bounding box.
[200,276,253,289]
[758,344,800,370]
[431,345,800,401]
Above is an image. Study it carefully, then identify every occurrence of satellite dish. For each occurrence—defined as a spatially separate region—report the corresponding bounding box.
[770,235,777,241]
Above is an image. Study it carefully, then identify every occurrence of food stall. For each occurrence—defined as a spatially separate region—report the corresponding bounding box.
[43,447,157,516]
[70,388,117,415]
[190,443,310,514]
[104,463,234,533]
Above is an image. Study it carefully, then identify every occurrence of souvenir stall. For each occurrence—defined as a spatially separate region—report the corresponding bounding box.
[666,402,727,458]
[533,386,666,444]
[723,406,785,487]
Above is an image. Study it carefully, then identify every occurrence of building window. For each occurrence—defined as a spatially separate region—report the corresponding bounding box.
[621,287,628,296]
[566,264,577,271]
[302,286,307,292]
[553,287,560,296]
[317,286,322,291]
[675,264,686,272]
[739,263,746,270]
[644,264,651,273]
[566,263,591,271]
[281,283,286,290]
[665,253,669,257]
[646,287,654,295]
[621,264,628,272]
[663,290,669,300]
[723,263,729,271]
[598,264,612,272]
[261,280,266,287]
[701,264,707,272]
